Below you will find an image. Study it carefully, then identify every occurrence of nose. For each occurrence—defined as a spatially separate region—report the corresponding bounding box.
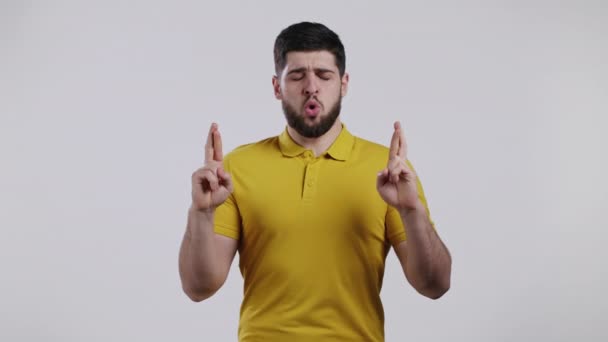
[303,75,319,96]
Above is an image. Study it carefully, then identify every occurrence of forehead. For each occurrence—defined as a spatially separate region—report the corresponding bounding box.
[283,50,338,71]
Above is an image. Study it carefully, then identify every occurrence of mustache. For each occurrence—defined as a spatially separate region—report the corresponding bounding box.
[304,96,323,107]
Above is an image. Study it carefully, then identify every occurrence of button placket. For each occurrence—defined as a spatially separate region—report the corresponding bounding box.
[302,152,319,200]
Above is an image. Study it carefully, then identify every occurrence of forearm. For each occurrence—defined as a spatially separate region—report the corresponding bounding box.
[400,205,451,298]
[178,207,222,301]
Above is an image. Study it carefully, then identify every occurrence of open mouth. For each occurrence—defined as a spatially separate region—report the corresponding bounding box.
[304,100,321,117]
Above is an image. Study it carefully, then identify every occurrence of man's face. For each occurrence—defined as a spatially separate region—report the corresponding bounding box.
[273,50,349,138]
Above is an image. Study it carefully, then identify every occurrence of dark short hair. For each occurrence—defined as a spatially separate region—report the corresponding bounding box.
[273,22,346,77]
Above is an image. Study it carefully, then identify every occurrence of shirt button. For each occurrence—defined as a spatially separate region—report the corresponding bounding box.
[307,179,314,187]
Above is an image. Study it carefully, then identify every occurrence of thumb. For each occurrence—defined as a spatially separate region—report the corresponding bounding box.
[217,167,234,193]
[376,168,388,188]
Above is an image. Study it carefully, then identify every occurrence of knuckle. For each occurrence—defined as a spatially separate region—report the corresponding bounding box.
[201,165,216,174]
[192,167,216,180]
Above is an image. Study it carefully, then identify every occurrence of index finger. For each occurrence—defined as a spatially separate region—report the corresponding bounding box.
[389,124,400,158]
[395,121,407,159]
[204,122,217,162]
[213,129,223,161]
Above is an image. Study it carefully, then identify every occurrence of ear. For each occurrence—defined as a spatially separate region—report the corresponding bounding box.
[272,75,282,100]
[341,72,349,97]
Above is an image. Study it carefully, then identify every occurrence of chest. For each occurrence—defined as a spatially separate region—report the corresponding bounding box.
[234,158,389,249]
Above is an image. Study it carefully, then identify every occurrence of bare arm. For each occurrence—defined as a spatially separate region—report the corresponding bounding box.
[393,206,451,299]
[179,207,238,302]
[377,121,451,299]
[178,122,238,302]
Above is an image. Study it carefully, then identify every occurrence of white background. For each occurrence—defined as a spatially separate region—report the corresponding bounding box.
[1,1,607,341]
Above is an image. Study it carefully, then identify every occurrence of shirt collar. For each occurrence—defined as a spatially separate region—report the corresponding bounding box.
[278,123,355,161]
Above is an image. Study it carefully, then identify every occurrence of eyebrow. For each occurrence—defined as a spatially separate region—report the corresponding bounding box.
[287,67,336,75]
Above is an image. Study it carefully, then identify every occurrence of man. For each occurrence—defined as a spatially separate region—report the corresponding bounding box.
[179,22,452,341]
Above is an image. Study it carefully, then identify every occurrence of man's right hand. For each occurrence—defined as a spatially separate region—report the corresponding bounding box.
[191,123,234,212]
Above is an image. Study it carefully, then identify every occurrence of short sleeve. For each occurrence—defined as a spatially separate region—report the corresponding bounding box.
[213,156,242,240]
[385,160,436,247]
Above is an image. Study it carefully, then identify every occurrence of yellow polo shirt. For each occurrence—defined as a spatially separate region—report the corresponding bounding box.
[214,124,434,342]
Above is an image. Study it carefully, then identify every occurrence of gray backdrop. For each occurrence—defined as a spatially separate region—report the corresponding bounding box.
[1,0,607,341]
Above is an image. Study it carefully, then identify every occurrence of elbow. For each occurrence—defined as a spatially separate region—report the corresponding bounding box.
[414,269,451,300]
[186,292,211,303]
[181,274,223,302]
[182,282,219,302]
[423,280,450,300]
[422,257,452,300]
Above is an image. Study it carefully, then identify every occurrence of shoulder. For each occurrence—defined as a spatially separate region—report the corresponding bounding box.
[222,135,280,167]
[350,134,391,162]
[353,135,389,153]
[352,134,420,171]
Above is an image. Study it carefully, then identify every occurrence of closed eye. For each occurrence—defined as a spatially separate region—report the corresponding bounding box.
[317,72,332,80]
[288,71,305,81]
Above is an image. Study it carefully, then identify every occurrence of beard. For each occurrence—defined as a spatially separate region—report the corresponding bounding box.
[282,95,342,138]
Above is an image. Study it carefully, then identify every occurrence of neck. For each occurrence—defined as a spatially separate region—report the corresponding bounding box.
[287,118,343,157]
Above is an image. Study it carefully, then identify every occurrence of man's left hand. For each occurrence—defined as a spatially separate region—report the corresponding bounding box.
[376,121,422,211]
